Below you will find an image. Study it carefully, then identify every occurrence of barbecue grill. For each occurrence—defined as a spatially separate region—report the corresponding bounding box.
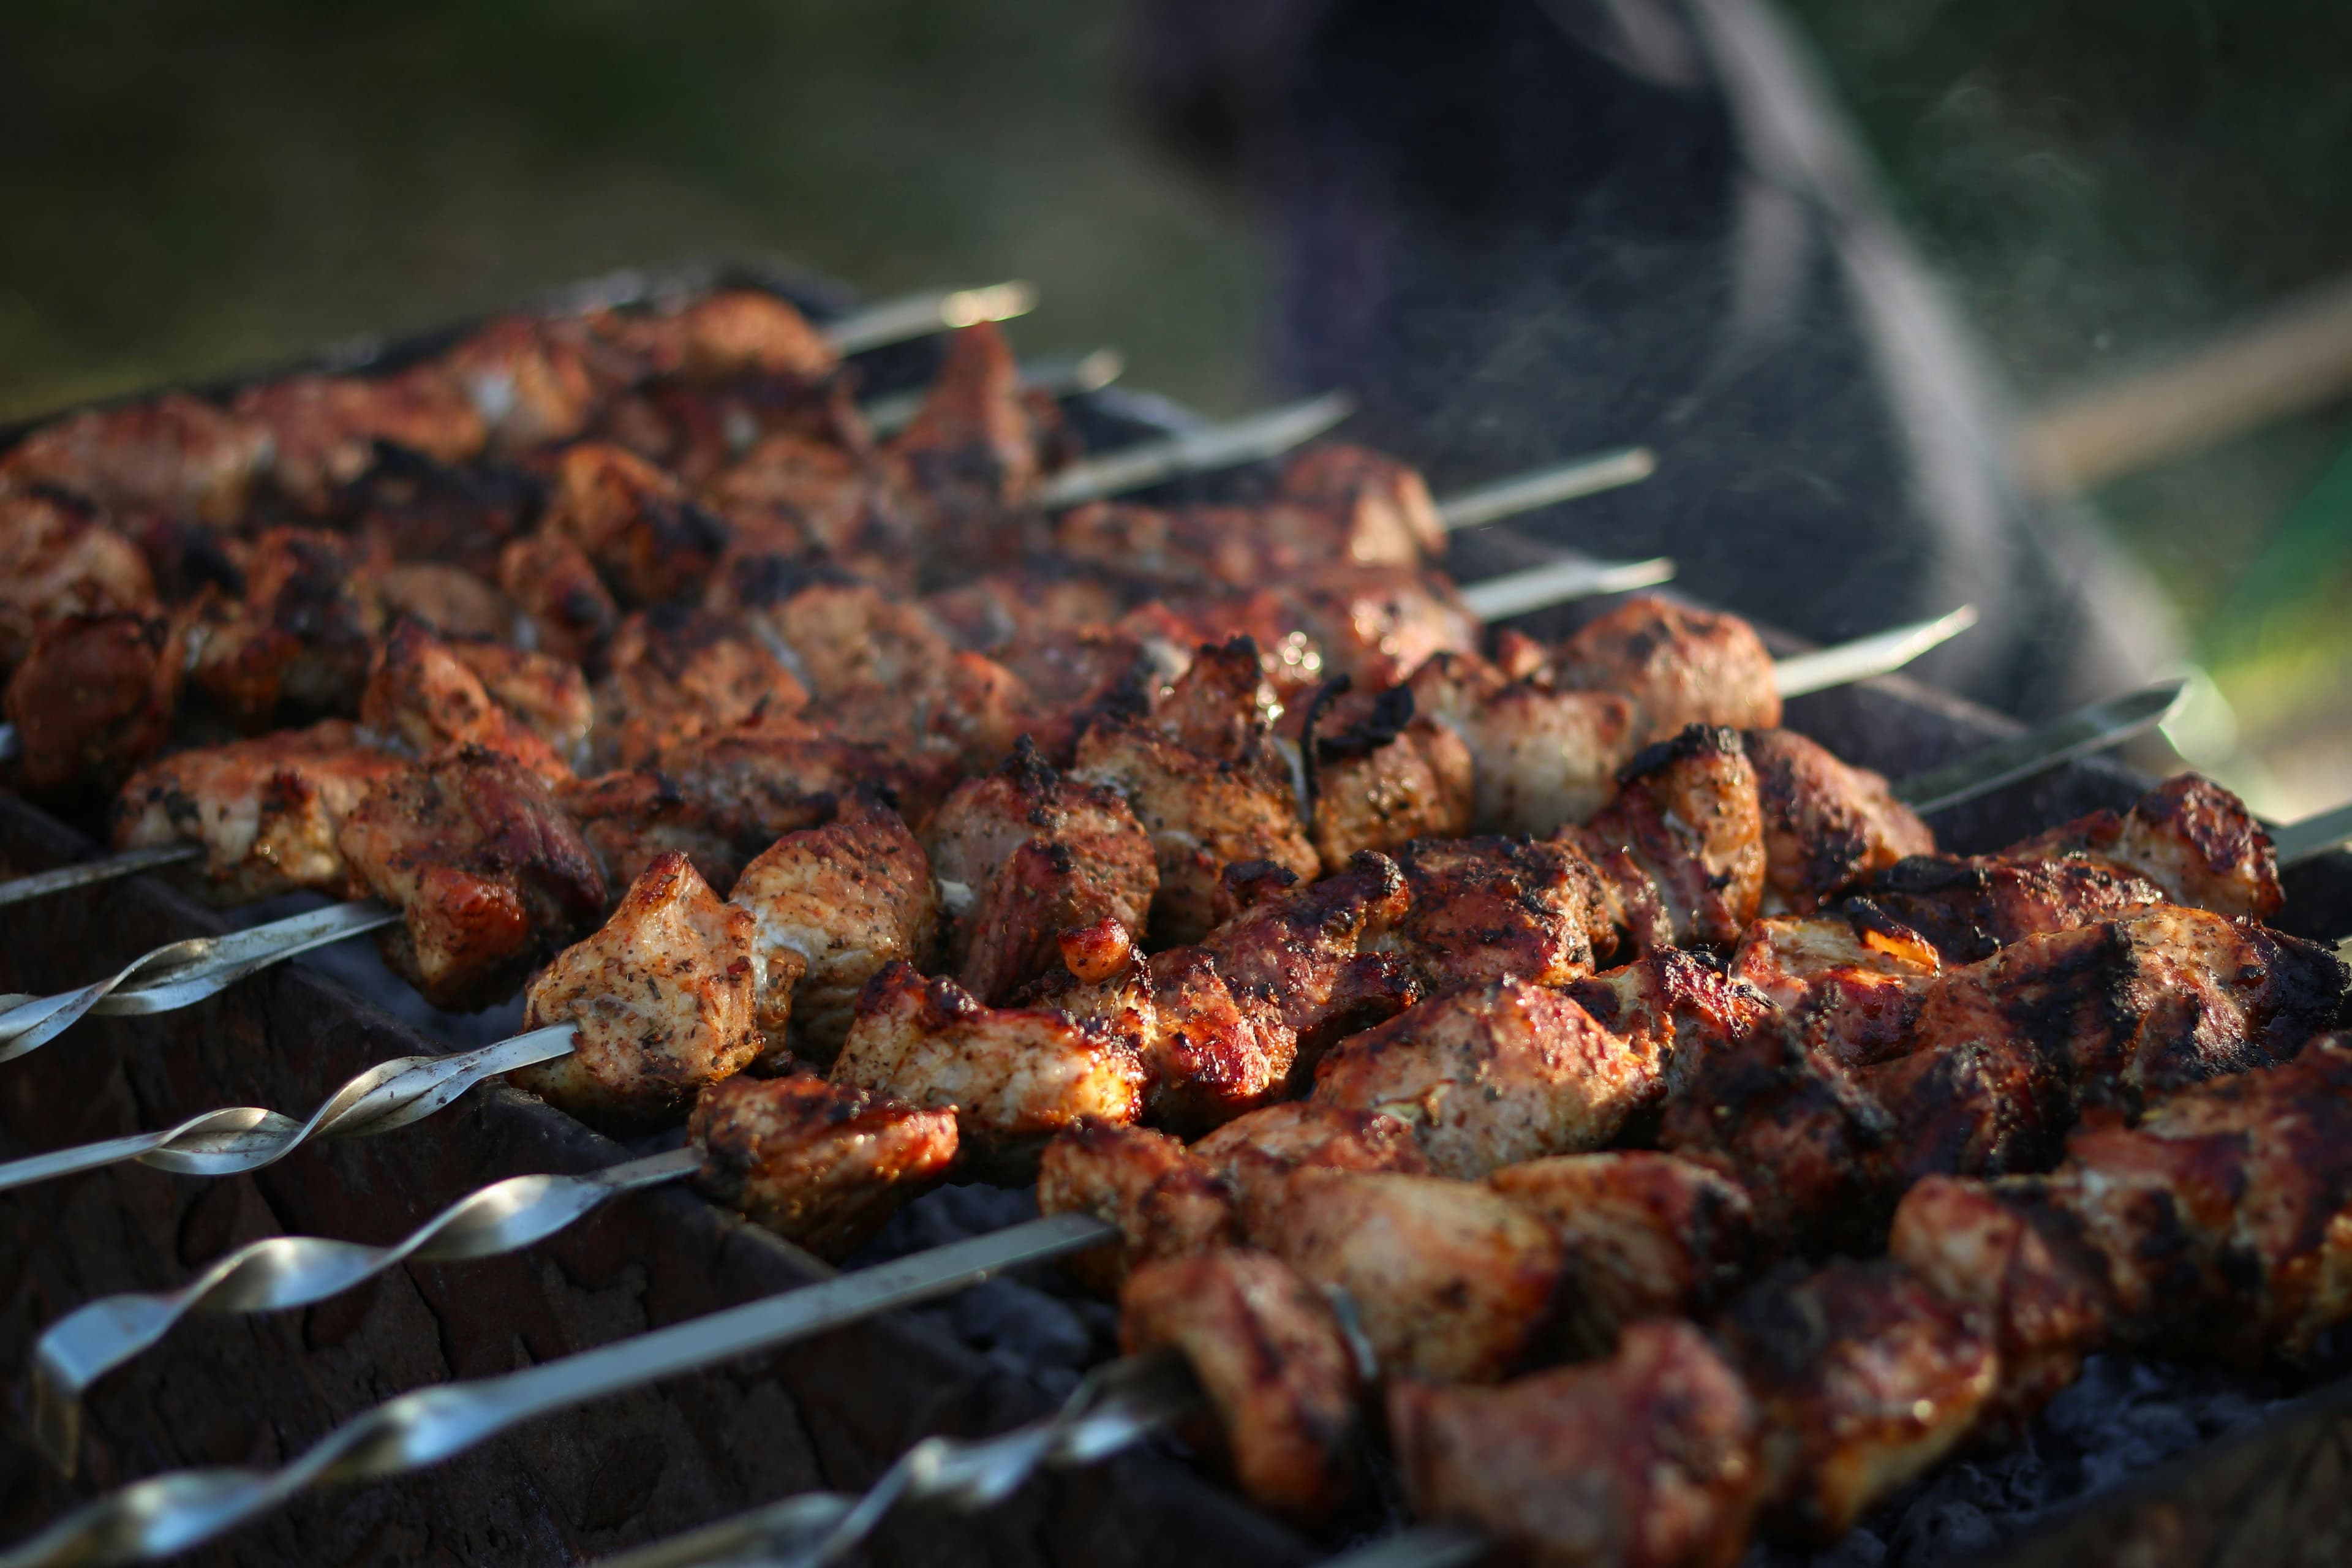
[1,261,2350,1568]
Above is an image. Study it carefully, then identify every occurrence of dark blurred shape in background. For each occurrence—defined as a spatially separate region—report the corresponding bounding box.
[2,0,2346,810]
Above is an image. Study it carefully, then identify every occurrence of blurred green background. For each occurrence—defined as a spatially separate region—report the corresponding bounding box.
[2,0,2346,812]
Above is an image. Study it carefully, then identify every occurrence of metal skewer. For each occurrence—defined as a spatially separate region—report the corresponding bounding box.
[0,843,201,910]
[1437,445,1658,530]
[1773,604,1979,698]
[1038,392,1357,507]
[819,282,1038,357]
[0,1212,1119,1568]
[1893,677,2189,814]
[2271,799,2352,867]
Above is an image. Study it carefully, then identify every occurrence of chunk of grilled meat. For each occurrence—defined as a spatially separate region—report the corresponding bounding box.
[1284,564,1480,692]
[1744,728,1934,915]
[1564,725,1766,952]
[1188,1100,1430,1240]
[1,392,270,526]
[2005,772,2282,921]
[1894,1033,2352,1403]
[1563,947,1774,1104]
[1038,945,1298,1135]
[374,562,513,642]
[342,443,541,582]
[1312,979,1668,1179]
[360,619,571,782]
[884,322,1059,583]
[4,611,184,794]
[1389,1320,1763,1568]
[1036,1119,1239,1294]
[1196,851,1418,1060]
[1259,1168,1563,1383]
[111,720,404,903]
[497,529,621,668]
[1409,650,1640,836]
[1273,441,1447,562]
[1553,596,1782,742]
[690,1072,958,1260]
[709,567,954,707]
[1369,835,1615,992]
[444,316,608,453]
[442,638,594,761]
[924,741,1158,1004]
[832,962,1147,1172]
[183,527,387,724]
[590,605,810,769]
[233,367,486,513]
[635,288,840,385]
[1715,1260,1997,1540]
[728,790,940,1065]
[513,851,760,1127]
[0,488,156,675]
[1489,1152,1759,1354]
[1120,1250,1367,1524]
[1726,903,1942,1070]
[1310,706,1476,864]
[336,745,608,1011]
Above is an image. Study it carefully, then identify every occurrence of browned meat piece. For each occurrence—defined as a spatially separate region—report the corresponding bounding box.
[1408,650,1640,835]
[1310,707,1475,864]
[1899,1031,2352,1382]
[1197,851,1418,1056]
[701,434,914,593]
[1119,590,1332,707]
[592,606,810,769]
[709,568,954,705]
[690,1072,957,1260]
[1188,1100,1429,1239]
[1564,947,1774,1103]
[729,791,940,1065]
[1275,441,1446,562]
[924,742,1158,1004]
[374,562,511,641]
[1313,979,1667,1178]
[4,612,183,794]
[360,619,571,782]
[2,393,270,526]
[658,289,840,384]
[1490,1152,1758,1352]
[1727,905,1941,1070]
[1370,835,1615,992]
[1036,943,1299,1134]
[1281,564,1479,690]
[1120,1250,1366,1524]
[442,640,593,761]
[336,745,608,1011]
[1056,486,1429,591]
[2002,772,2282,921]
[541,443,732,608]
[1035,1120,1238,1293]
[512,851,760,1127]
[1072,717,1317,946]
[1565,725,1765,951]
[832,962,1147,1169]
[0,488,156,674]
[1744,728,1934,915]
[341,445,540,580]
[1259,1167,1563,1382]
[497,530,620,668]
[1389,1319,1762,1568]
[184,528,387,723]
[1553,595,1782,742]
[442,316,606,453]
[111,720,404,903]
[924,562,1133,652]
[884,322,1057,580]
[233,368,486,513]
[1863,853,2169,967]
[1716,1261,1998,1540]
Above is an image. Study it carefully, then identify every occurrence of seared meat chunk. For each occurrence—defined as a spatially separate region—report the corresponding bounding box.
[444,315,606,452]
[713,568,954,706]
[1310,706,1476,864]
[111,720,404,902]
[1553,595,1782,742]
[1744,728,1934,915]
[1371,835,1615,991]
[1275,442,1446,562]
[1196,851,1417,1061]
[514,851,760,1127]
[690,1072,958,1259]
[924,741,1158,1004]
[443,639,594,761]
[234,367,486,513]
[1283,564,1478,690]
[592,606,809,768]
[1038,944,1299,1134]
[1564,725,1765,951]
[1413,650,1640,836]
[1564,947,1773,1103]
[1727,905,1941,1070]
[1120,1250,1366,1523]
[1490,1152,1758,1352]
[833,962,1147,1169]
[1260,1168,1562,1383]
[1313,979,1667,1178]
[4,611,183,794]
[497,530,620,667]
[337,745,608,1010]
[360,619,571,781]
[728,791,939,1065]
[2,392,269,525]
[1188,1100,1429,1240]
[375,562,511,641]
[884,322,1057,581]
[0,488,156,674]
[1036,1120,1238,1294]
[1389,1320,1762,1568]
[184,527,386,723]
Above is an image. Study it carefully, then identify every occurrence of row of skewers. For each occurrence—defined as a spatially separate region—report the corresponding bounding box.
[0,278,2347,1568]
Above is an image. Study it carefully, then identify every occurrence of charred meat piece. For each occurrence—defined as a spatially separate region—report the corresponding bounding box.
[1313,979,1668,1179]
[1188,1100,1430,1240]
[1553,595,1782,743]
[184,527,387,723]
[1310,705,1476,865]
[1273,441,1446,562]
[111,720,404,903]
[2000,772,2282,921]
[1564,947,1774,1104]
[1036,1120,1238,1294]
[336,745,608,1011]
[1371,835,1615,991]
[1389,1319,1762,1568]
[1726,905,1942,1071]
[443,315,608,453]
[1120,1250,1366,1524]
[497,530,620,668]
[728,790,940,1066]
[1036,943,1300,1135]
[4,611,183,794]
[1565,725,1765,952]
[1195,851,1417,1063]
[924,741,1158,1004]
[1260,1167,1563,1384]
[2,392,270,526]
[690,1072,958,1260]
[1490,1152,1759,1353]
[375,562,513,642]
[513,851,760,1127]
[1744,728,1934,915]
[542,443,732,608]
[646,288,840,385]
[360,619,571,782]
[711,568,954,706]
[1409,650,1638,837]
[591,606,809,769]
[832,962,1147,1170]
[338,440,541,579]
[884,322,1058,582]
[0,488,156,676]
[924,560,1133,652]
[233,368,486,513]
[442,639,593,761]
[1280,563,1479,691]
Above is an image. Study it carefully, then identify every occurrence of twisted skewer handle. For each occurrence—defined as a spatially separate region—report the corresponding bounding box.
[0,900,399,1062]
[31,1142,698,1475]
[0,1025,576,1195]
[0,843,203,910]
[0,1212,1115,1568]
[595,1352,1200,1568]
